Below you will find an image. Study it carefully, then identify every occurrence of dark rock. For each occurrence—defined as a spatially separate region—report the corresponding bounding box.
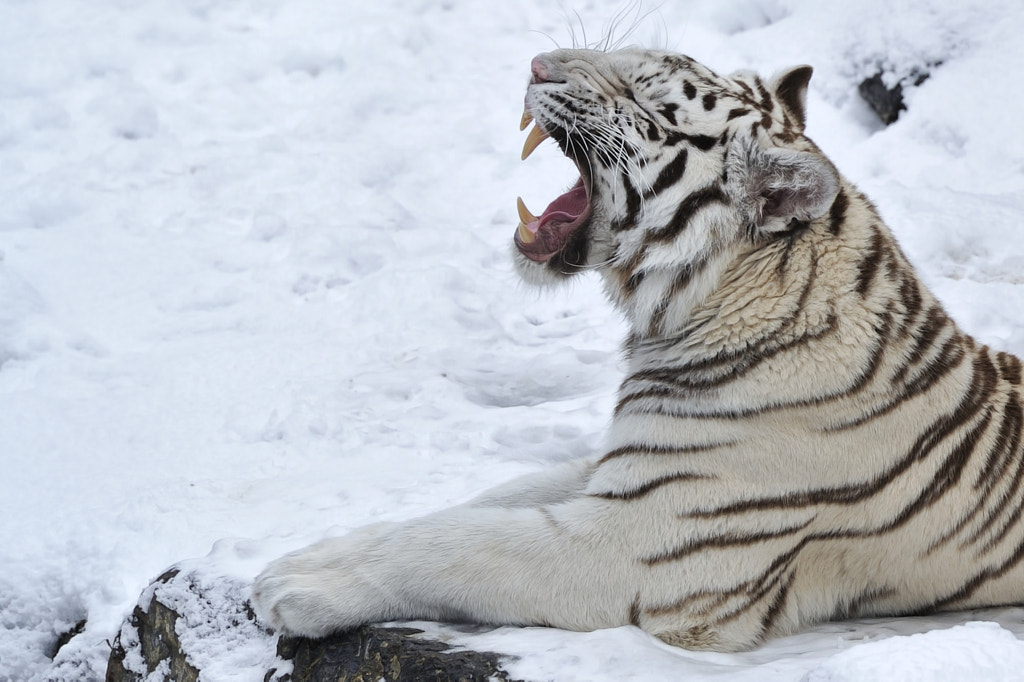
[106,566,520,682]
[49,618,87,659]
[106,569,200,682]
[858,68,933,125]
[275,626,518,682]
[858,73,905,125]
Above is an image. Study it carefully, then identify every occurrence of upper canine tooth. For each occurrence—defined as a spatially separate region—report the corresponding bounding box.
[520,110,533,131]
[517,196,538,224]
[521,123,549,160]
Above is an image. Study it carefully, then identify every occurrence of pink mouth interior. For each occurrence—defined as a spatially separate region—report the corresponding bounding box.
[516,179,590,262]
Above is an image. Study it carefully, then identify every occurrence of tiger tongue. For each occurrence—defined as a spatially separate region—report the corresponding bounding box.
[517,179,589,257]
[538,181,587,227]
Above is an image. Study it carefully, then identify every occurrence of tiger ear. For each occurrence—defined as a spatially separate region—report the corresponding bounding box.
[770,65,814,130]
[727,133,839,234]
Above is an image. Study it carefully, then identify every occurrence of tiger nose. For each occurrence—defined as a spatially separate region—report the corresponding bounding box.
[531,57,549,83]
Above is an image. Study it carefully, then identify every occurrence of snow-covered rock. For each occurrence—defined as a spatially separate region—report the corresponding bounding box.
[105,567,514,682]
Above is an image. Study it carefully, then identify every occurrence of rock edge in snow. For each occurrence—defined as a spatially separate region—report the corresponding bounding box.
[105,567,520,682]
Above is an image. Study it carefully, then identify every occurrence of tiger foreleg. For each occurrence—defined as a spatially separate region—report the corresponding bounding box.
[252,462,793,652]
[251,496,636,638]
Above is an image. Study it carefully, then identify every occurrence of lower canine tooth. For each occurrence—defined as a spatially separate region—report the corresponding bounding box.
[517,196,538,224]
[517,221,537,244]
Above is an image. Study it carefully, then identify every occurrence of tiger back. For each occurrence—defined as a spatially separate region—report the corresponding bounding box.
[253,48,1024,652]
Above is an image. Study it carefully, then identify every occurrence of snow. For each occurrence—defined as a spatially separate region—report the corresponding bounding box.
[803,622,1024,682]
[2,0,1024,680]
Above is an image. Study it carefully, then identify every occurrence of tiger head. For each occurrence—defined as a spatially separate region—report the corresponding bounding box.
[513,48,840,326]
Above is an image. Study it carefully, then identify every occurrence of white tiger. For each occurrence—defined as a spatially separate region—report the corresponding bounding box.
[252,47,1024,652]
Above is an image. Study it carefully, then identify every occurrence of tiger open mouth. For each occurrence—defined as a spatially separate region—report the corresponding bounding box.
[515,110,592,263]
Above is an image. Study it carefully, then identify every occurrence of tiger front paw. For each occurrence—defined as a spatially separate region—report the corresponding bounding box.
[251,532,395,637]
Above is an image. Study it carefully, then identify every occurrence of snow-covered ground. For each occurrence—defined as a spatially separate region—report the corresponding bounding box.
[3,0,1024,679]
